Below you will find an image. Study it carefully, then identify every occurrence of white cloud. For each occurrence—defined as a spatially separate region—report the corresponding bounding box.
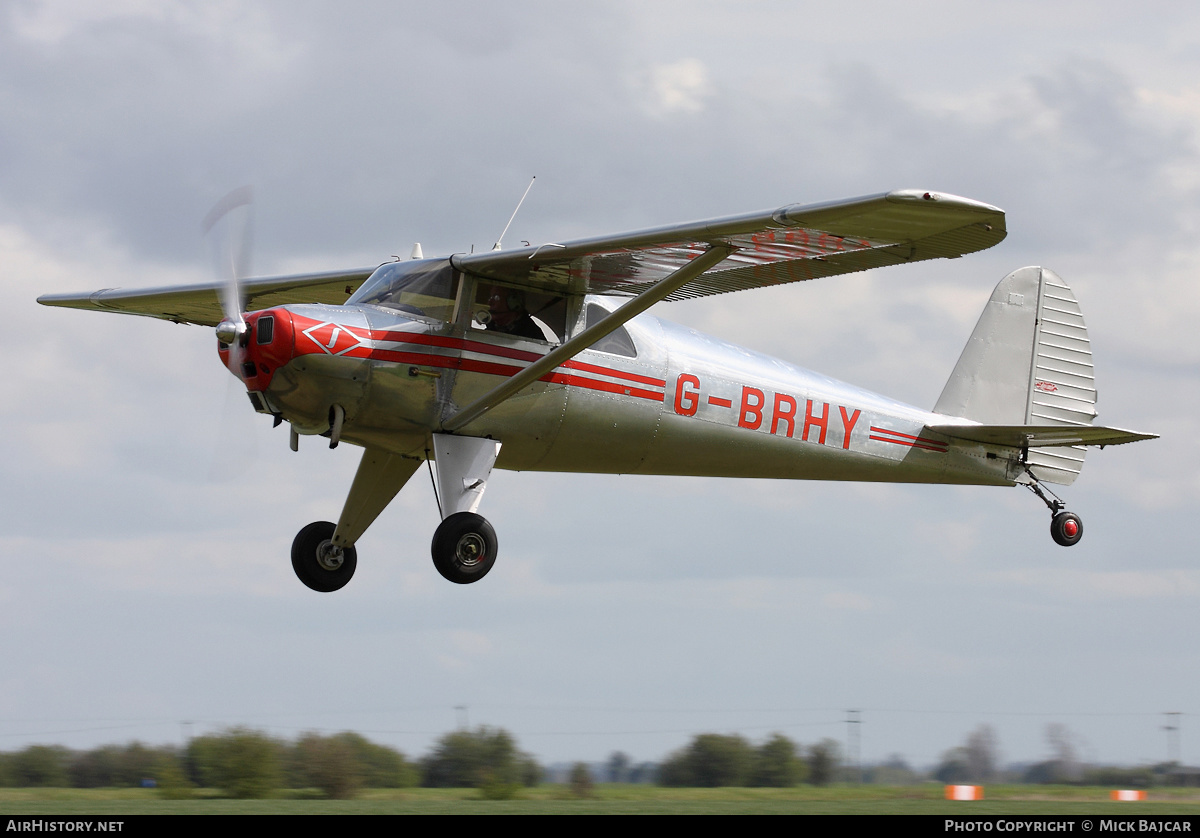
[643,58,711,116]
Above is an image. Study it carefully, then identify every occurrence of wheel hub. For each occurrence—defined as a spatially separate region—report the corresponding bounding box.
[316,539,344,571]
[1063,519,1078,537]
[454,533,485,567]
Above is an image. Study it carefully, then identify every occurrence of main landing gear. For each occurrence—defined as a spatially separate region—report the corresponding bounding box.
[431,512,498,584]
[289,435,503,591]
[1023,465,1083,547]
[427,435,503,585]
[291,521,358,591]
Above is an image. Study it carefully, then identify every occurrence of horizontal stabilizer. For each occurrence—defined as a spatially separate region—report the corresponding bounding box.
[929,424,1157,448]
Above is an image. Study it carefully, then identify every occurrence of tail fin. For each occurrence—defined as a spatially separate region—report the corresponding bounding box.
[934,267,1097,485]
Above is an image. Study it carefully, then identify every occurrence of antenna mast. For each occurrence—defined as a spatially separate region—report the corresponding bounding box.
[492,176,536,251]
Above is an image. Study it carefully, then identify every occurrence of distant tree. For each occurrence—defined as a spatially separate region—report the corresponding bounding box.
[751,733,807,787]
[606,751,630,783]
[964,725,999,782]
[1046,723,1083,782]
[420,726,539,789]
[1022,760,1059,784]
[68,745,120,788]
[10,745,70,787]
[155,755,195,799]
[659,734,754,787]
[657,749,690,787]
[807,739,841,786]
[569,762,594,798]
[519,753,542,787]
[187,728,281,798]
[295,733,362,799]
[1024,724,1083,784]
[935,725,1000,783]
[934,747,971,783]
[332,732,417,788]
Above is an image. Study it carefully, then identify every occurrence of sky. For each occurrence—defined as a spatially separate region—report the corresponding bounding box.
[2,0,1198,772]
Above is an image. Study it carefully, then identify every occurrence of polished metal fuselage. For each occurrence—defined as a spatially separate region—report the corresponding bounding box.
[251,299,1018,488]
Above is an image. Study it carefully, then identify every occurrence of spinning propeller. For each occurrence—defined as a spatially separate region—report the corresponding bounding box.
[203,185,255,377]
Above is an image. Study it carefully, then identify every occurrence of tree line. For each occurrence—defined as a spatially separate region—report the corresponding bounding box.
[2,723,1191,797]
[0,726,537,799]
[0,727,842,798]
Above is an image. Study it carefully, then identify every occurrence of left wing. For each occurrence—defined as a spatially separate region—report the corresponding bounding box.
[37,267,375,327]
[452,189,1005,299]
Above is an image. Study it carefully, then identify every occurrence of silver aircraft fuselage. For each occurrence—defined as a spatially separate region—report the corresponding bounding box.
[229,299,1015,489]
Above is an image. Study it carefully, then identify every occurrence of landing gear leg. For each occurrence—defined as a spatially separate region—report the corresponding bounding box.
[1022,463,1083,547]
[429,434,502,584]
[289,449,421,593]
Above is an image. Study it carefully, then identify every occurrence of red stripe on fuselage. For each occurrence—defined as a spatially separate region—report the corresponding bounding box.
[547,373,665,402]
[868,425,948,453]
[370,331,666,388]
[350,340,666,403]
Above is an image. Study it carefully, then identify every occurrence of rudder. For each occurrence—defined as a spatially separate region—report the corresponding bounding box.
[933,267,1097,485]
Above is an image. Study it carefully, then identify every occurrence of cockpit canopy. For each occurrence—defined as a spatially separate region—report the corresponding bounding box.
[348,259,456,321]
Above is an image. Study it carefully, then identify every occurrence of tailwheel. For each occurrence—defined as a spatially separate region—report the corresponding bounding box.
[1022,461,1084,548]
[292,521,357,592]
[1050,511,1083,547]
[431,512,497,584]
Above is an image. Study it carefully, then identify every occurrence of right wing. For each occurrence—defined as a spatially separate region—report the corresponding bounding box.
[37,267,376,327]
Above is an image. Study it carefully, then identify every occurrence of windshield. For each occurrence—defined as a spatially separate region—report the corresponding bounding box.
[348,259,456,321]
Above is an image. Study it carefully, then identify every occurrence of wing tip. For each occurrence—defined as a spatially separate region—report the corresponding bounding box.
[885,189,1005,215]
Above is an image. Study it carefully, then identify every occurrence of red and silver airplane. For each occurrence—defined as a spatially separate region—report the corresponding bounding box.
[38,189,1156,591]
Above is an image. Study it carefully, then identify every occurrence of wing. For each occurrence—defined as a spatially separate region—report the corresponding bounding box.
[36,189,1003,327]
[451,189,1005,300]
[37,267,375,327]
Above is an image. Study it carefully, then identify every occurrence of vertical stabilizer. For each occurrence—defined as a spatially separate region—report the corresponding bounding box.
[934,267,1097,484]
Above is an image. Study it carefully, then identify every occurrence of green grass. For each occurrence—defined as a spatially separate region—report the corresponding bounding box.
[1,785,1198,815]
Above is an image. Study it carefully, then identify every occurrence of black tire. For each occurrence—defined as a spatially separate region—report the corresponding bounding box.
[291,521,357,592]
[1050,511,1083,547]
[431,512,498,584]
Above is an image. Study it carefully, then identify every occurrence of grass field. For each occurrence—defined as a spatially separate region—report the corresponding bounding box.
[2,785,1200,815]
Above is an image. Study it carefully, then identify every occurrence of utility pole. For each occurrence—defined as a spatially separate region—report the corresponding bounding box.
[846,709,862,783]
[455,705,469,730]
[1163,712,1181,765]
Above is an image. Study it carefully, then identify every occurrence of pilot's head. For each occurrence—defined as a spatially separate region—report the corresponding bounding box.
[487,286,526,330]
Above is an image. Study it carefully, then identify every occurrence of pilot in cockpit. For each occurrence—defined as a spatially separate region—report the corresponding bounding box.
[485,286,545,341]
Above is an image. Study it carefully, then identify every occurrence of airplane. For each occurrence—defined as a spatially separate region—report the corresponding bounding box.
[38,188,1156,592]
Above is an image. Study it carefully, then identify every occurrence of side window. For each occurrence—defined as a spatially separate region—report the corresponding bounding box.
[584,303,637,357]
[470,283,567,343]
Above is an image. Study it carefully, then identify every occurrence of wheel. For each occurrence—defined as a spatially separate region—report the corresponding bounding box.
[291,521,357,592]
[431,512,498,584]
[1050,511,1083,547]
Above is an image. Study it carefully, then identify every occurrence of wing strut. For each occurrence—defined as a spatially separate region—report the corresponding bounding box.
[442,244,736,432]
